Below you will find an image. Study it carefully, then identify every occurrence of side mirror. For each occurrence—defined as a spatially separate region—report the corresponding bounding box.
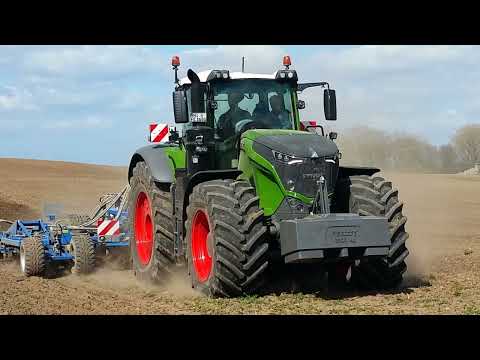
[329,132,338,140]
[173,90,189,124]
[297,100,305,110]
[324,89,337,121]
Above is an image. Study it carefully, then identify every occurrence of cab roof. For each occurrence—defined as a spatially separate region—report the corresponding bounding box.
[178,70,277,86]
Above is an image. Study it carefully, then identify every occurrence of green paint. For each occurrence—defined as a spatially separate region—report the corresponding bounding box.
[238,136,313,216]
[165,146,186,177]
[243,128,313,141]
[292,91,301,130]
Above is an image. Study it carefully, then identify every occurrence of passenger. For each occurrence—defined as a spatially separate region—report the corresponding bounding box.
[217,92,251,139]
[267,94,292,129]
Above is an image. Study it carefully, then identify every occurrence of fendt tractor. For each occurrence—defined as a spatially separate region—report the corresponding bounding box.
[127,55,410,297]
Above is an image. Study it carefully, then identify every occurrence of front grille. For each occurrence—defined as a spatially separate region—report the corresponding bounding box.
[274,157,338,198]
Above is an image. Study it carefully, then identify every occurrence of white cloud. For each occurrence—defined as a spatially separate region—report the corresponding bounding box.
[181,45,287,74]
[0,86,38,111]
[42,115,113,130]
[302,46,476,76]
[23,46,167,79]
[2,45,480,164]
[447,109,457,117]
[293,45,480,144]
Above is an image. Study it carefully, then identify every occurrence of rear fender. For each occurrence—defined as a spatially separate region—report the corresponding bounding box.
[128,144,180,184]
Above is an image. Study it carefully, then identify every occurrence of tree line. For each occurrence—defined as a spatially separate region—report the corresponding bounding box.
[335,124,480,173]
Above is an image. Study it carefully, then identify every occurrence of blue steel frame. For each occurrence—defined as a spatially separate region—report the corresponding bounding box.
[0,220,73,261]
[0,208,130,262]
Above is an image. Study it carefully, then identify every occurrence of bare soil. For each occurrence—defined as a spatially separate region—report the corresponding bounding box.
[1,158,479,314]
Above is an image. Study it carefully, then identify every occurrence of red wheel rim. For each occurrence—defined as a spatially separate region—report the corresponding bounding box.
[134,191,153,266]
[191,209,212,283]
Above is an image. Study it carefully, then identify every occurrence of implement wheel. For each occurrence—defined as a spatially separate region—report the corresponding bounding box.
[20,234,46,276]
[71,233,96,274]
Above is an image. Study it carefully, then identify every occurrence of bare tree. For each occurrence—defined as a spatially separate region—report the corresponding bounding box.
[452,124,480,167]
[438,144,459,173]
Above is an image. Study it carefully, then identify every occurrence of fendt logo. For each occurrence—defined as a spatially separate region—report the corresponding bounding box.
[328,227,360,245]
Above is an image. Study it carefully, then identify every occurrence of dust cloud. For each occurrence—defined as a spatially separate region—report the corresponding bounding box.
[64,256,199,298]
[383,172,480,283]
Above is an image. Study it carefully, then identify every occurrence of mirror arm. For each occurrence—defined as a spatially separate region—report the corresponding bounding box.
[297,82,330,92]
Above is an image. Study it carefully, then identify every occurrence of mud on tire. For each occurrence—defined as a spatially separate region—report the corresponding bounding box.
[127,161,175,284]
[20,234,46,276]
[186,179,269,298]
[71,233,96,274]
[348,174,410,290]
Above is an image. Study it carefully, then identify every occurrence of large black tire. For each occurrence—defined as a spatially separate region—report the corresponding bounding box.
[347,174,410,290]
[185,179,269,297]
[127,162,175,283]
[20,234,46,276]
[71,233,96,274]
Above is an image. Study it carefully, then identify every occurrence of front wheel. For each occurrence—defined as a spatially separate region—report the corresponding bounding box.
[185,179,270,297]
[348,174,410,290]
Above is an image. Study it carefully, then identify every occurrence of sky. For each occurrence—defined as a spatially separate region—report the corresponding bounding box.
[0,45,479,166]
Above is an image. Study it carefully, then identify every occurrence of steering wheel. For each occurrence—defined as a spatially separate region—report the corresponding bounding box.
[234,119,260,155]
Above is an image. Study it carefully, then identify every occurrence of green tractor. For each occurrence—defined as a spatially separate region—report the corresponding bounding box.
[127,55,410,297]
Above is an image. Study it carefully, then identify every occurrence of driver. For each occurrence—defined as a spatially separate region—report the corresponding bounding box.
[217,92,251,139]
[252,95,270,124]
[264,94,292,129]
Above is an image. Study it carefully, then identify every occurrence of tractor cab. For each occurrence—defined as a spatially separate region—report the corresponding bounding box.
[171,56,337,170]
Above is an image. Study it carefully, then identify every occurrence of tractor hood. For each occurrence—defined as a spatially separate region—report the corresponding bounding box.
[246,129,340,199]
[246,130,339,158]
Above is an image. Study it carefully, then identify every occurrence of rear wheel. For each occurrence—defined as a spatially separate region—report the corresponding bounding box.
[185,179,269,297]
[20,234,46,276]
[128,162,175,283]
[348,174,410,290]
[71,233,96,274]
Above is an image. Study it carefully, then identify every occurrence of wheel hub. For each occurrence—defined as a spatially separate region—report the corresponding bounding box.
[191,209,212,283]
[134,191,154,266]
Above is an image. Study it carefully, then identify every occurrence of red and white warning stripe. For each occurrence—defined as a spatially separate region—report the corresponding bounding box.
[97,218,120,237]
[149,123,174,143]
[300,120,317,131]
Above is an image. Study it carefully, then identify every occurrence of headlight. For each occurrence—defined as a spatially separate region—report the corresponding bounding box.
[207,70,230,81]
[272,150,304,165]
[286,179,295,191]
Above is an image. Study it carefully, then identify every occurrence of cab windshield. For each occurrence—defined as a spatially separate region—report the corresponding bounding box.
[211,79,295,140]
[209,79,296,169]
